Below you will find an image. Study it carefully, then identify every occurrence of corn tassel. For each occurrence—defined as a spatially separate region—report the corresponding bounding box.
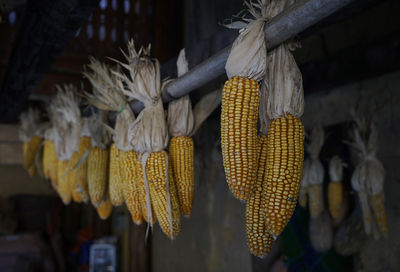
[221,76,259,200]
[263,114,304,237]
[246,134,273,257]
[169,136,194,218]
[57,160,72,205]
[328,182,343,220]
[121,150,143,225]
[88,146,109,207]
[23,136,43,169]
[109,144,124,206]
[369,192,388,237]
[73,136,91,203]
[146,151,181,239]
[97,194,113,220]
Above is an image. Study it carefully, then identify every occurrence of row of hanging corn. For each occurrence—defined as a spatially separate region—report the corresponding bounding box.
[19,43,220,239]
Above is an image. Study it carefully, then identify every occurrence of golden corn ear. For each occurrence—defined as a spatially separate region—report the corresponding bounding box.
[45,141,58,189]
[43,140,52,179]
[246,134,273,257]
[28,164,36,177]
[73,136,91,203]
[328,182,342,220]
[221,76,259,201]
[121,150,143,225]
[369,193,388,237]
[263,114,304,237]
[147,151,181,239]
[57,160,72,205]
[23,136,43,169]
[97,194,113,220]
[308,184,324,218]
[88,146,109,207]
[169,136,194,217]
[71,188,83,203]
[109,144,124,206]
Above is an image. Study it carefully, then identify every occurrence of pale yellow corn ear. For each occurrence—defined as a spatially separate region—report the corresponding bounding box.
[246,134,273,257]
[97,194,113,220]
[23,136,43,169]
[169,136,194,218]
[73,136,91,203]
[28,164,36,177]
[121,150,143,225]
[57,160,72,205]
[298,188,308,208]
[328,182,343,220]
[308,184,324,218]
[109,144,124,206]
[221,76,259,201]
[88,146,109,207]
[146,151,181,239]
[263,114,305,237]
[369,192,388,237]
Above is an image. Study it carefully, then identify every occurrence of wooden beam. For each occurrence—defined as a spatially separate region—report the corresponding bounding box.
[0,0,99,123]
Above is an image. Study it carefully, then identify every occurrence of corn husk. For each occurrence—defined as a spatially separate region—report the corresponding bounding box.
[309,210,333,253]
[298,158,310,208]
[349,120,387,238]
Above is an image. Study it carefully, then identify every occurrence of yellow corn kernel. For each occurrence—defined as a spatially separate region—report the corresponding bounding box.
[57,160,72,205]
[263,114,305,237]
[28,164,36,177]
[369,192,388,237]
[97,194,113,220]
[121,150,143,225]
[88,146,109,207]
[246,134,273,257]
[308,184,324,218]
[221,76,259,201]
[328,181,342,220]
[73,136,91,203]
[169,136,194,218]
[146,151,181,239]
[109,144,124,206]
[23,136,43,169]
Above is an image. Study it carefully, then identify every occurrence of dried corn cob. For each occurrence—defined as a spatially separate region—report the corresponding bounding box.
[308,184,324,218]
[369,192,388,237]
[328,156,344,220]
[121,150,143,225]
[135,153,155,224]
[263,114,304,237]
[97,194,113,220]
[43,140,52,179]
[57,160,72,205]
[246,134,273,257]
[48,142,59,188]
[73,136,91,203]
[24,136,43,169]
[169,136,194,217]
[71,188,83,203]
[109,143,124,206]
[221,76,259,200]
[88,146,109,207]
[146,151,181,239]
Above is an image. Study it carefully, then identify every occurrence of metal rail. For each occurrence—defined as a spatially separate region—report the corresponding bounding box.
[131,0,355,113]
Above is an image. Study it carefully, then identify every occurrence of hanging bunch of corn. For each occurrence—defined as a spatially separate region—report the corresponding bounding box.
[114,42,180,239]
[49,85,82,205]
[349,118,387,238]
[221,0,269,201]
[19,108,43,175]
[260,0,305,238]
[87,110,111,208]
[84,58,137,209]
[167,49,222,218]
[306,127,325,219]
[328,156,344,221]
[245,84,273,257]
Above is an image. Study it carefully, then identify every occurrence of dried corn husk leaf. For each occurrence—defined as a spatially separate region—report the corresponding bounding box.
[329,155,344,183]
[19,108,41,142]
[190,89,221,136]
[88,110,112,150]
[307,127,324,185]
[298,158,310,208]
[309,211,333,253]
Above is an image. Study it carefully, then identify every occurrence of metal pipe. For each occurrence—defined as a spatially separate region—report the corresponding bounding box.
[131,0,354,113]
